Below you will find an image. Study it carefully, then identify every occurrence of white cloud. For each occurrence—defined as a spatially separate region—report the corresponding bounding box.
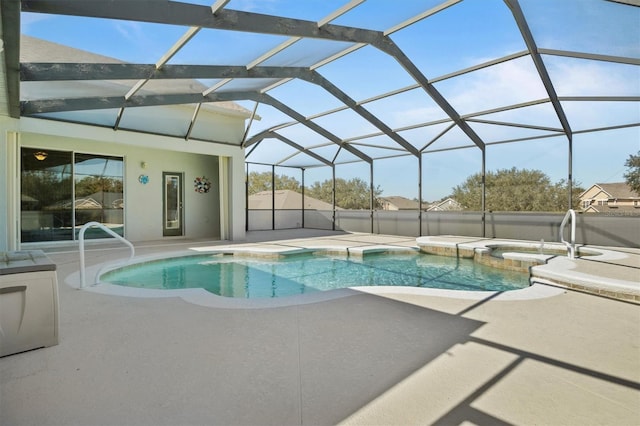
[546,59,639,97]
[113,21,145,43]
[20,13,52,33]
[440,56,549,116]
[110,21,166,63]
[389,105,447,129]
[427,55,639,136]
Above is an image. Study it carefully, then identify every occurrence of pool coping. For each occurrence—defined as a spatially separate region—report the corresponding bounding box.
[65,243,570,309]
[416,236,639,303]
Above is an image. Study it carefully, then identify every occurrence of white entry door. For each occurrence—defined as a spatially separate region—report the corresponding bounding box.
[163,172,183,236]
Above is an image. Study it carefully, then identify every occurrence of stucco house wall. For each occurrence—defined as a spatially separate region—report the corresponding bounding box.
[0,113,247,250]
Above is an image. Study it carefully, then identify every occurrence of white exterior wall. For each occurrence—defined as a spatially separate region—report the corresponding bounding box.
[0,114,247,250]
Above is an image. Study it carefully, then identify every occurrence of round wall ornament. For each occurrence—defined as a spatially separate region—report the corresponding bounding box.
[138,174,149,184]
[194,176,211,193]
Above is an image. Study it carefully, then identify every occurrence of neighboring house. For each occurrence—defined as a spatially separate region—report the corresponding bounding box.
[65,198,102,210]
[379,196,421,211]
[45,192,122,211]
[579,183,640,214]
[249,190,340,211]
[426,198,463,212]
[379,196,463,212]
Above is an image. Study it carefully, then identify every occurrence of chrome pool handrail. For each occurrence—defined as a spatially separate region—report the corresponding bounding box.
[79,221,135,288]
[559,209,576,259]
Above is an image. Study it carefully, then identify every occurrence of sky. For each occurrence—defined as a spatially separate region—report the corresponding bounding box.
[20,0,640,201]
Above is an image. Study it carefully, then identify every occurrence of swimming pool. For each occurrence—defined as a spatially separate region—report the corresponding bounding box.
[99,252,529,299]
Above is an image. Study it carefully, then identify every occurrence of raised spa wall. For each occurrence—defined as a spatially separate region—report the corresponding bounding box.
[418,244,557,273]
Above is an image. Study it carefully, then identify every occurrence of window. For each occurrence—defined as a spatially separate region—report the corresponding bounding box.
[21,148,73,242]
[74,153,124,239]
[20,148,124,243]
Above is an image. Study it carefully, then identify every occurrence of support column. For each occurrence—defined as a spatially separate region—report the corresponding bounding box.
[418,154,423,237]
[568,137,573,210]
[481,147,486,238]
[218,157,231,241]
[370,161,374,234]
[271,165,275,230]
[332,165,336,231]
[301,168,305,229]
[3,131,19,250]
[245,162,249,232]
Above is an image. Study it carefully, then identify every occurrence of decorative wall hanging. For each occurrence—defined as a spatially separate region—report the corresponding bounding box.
[194,176,211,193]
[138,174,149,185]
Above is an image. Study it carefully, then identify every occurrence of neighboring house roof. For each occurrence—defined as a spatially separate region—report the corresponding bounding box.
[579,182,639,199]
[84,191,124,209]
[583,205,640,214]
[21,194,39,203]
[74,197,103,210]
[248,190,338,210]
[43,192,124,210]
[427,198,463,211]
[45,197,102,210]
[379,196,421,210]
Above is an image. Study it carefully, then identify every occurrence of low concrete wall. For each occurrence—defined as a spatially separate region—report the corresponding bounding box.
[484,212,561,241]
[574,214,639,248]
[247,210,272,231]
[336,211,372,234]
[247,209,305,231]
[482,212,638,247]
[304,210,334,230]
[423,212,484,238]
[249,209,640,248]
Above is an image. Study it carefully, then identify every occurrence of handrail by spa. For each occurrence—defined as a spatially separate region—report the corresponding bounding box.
[559,209,576,259]
[79,221,135,288]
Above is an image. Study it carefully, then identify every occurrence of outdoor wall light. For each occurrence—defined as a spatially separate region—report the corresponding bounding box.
[33,151,48,161]
[141,161,147,169]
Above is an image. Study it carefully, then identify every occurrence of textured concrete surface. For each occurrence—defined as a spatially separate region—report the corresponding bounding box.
[1,230,638,425]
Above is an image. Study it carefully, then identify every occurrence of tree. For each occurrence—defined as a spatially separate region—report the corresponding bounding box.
[247,172,381,209]
[21,170,72,209]
[624,151,640,194]
[247,171,301,195]
[451,167,583,212]
[75,176,123,197]
[306,177,382,209]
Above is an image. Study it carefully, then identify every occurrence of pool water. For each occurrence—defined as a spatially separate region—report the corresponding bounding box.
[100,252,530,298]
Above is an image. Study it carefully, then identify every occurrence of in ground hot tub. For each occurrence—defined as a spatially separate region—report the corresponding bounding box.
[0,250,59,357]
[475,243,599,272]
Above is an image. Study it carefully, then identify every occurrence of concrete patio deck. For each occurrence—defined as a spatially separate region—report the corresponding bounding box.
[1,230,639,425]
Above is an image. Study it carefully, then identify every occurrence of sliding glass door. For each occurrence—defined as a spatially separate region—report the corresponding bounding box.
[74,153,124,239]
[20,148,124,243]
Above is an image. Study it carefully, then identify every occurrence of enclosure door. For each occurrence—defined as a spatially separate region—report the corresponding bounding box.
[163,172,183,236]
